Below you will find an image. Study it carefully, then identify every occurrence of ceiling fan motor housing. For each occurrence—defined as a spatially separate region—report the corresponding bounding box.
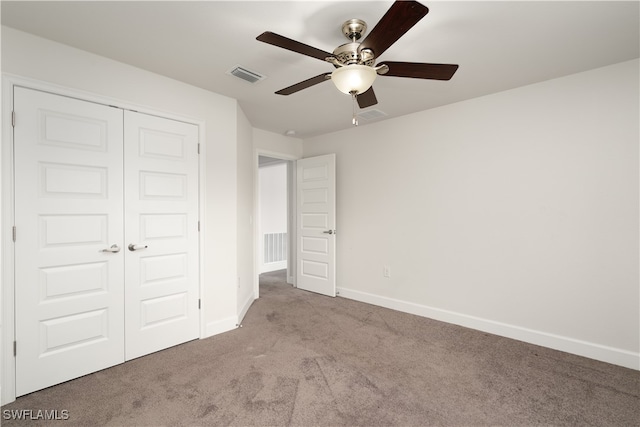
[334,19,376,67]
[333,42,375,66]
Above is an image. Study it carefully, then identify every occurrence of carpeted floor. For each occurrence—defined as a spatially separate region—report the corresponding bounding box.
[2,269,639,426]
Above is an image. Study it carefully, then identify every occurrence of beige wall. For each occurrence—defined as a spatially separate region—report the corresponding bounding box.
[237,105,254,321]
[253,128,303,159]
[303,59,640,369]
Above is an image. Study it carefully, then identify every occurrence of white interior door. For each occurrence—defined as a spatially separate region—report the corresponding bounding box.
[296,154,336,297]
[123,111,200,360]
[14,87,125,396]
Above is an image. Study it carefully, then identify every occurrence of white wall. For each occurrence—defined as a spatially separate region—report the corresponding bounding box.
[253,128,302,158]
[260,162,288,234]
[303,59,639,369]
[259,162,288,273]
[1,27,240,338]
[237,105,255,322]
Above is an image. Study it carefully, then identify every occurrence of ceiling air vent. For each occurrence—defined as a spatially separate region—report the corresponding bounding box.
[226,65,266,84]
[358,109,387,121]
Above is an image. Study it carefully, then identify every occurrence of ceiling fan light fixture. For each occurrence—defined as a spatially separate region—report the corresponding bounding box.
[331,64,377,95]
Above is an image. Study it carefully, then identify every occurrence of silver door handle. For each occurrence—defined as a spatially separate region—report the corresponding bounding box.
[322,230,336,235]
[128,244,148,251]
[102,244,121,253]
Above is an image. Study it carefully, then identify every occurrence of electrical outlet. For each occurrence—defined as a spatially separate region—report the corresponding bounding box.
[383,266,391,278]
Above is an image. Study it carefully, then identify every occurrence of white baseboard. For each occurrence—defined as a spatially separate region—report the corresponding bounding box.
[203,316,238,338]
[204,290,256,338]
[237,292,255,326]
[260,261,287,274]
[337,287,639,370]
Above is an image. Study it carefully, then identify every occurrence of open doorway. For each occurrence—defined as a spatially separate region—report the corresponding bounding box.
[258,156,288,274]
[257,155,295,297]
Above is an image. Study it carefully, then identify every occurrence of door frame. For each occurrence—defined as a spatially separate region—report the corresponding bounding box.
[253,149,300,300]
[1,74,207,404]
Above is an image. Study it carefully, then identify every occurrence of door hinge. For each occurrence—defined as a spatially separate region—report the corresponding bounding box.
[11,111,16,128]
[12,226,16,242]
[198,299,201,310]
[13,341,17,357]
[197,143,200,154]
[198,221,200,232]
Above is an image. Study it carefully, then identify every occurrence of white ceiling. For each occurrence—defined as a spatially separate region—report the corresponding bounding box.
[2,1,639,138]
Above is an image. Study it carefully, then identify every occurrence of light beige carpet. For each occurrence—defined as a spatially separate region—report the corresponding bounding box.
[2,269,639,426]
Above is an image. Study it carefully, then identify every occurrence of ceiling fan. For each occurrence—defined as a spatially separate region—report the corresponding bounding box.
[256,0,458,122]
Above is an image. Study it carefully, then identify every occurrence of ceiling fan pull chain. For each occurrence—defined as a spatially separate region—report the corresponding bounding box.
[351,91,359,126]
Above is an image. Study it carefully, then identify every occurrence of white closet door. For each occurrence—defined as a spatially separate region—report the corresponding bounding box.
[123,111,200,360]
[14,87,125,396]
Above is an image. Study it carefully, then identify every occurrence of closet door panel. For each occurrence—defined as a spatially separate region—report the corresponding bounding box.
[14,87,125,396]
[123,111,199,360]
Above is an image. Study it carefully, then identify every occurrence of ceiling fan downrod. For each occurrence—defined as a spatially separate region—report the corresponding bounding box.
[342,19,367,42]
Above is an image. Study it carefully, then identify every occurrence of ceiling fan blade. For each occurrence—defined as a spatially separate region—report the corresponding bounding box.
[357,87,378,108]
[358,1,429,58]
[257,31,333,61]
[275,73,332,95]
[378,61,459,80]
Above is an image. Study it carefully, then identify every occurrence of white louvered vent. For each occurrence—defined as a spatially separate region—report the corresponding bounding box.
[358,109,388,121]
[226,65,266,84]
[264,232,287,264]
